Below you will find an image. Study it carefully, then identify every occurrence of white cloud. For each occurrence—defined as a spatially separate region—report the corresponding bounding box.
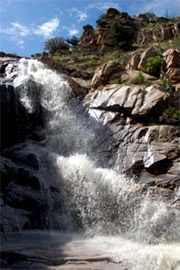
[33,18,60,38]
[63,25,79,36]
[0,22,30,37]
[17,40,24,49]
[134,0,180,16]
[87,1,120,11]
[0,17,60,39]
[69,8,87,22]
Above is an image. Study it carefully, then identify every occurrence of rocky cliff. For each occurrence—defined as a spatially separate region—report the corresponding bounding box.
[79,8,180,51]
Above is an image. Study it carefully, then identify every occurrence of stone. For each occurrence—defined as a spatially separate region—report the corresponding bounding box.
[138,47,157,72]
[89,84,169,119]
[85,82,179,186]
[63,75,88,98]
[163,49,180,68]
[91,62,119,87]
[166,68,180,82]
[135,85,169,117]
[163,49,180,82]
[140,30,154,46]
[129,54,140,70]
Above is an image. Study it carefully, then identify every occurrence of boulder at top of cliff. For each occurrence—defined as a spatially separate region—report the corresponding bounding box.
[106,8,119,18]
[79,25,96,47]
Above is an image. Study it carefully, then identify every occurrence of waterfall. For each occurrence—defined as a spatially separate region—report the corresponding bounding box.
[4,58,180,270]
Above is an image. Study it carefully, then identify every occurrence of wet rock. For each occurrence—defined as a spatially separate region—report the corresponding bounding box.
[0,205,31,232]
[85,84,179,187]
[63,75,88,98]
[0,80,44,150]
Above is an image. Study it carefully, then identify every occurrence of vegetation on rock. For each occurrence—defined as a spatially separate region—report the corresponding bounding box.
[96,13,106,27]
[146,55,164,77]
[106,22,135,50]
[44,37,69,54]
[160,72,175,94]
[159,106,180,125]
[66,36,80,47]
[126,72,145,85]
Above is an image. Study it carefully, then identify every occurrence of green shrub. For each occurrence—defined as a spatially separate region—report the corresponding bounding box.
[96,13,106,27]
[159,107,180,125]
[44,37,69,54]
[83,60,97,67]
[66,36,80,47]
[127,72,145,85]
[160,72,175,94]
[146,55,164,77]
[144,12,157,19]
[106,22,134,51]
[161,36,180,50]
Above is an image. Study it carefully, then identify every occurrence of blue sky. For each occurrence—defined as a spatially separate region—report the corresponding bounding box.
[0,0,180,56]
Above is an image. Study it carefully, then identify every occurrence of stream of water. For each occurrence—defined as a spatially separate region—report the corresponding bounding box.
[4,58,180,269]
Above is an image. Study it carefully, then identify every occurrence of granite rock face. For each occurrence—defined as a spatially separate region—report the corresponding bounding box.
[84,84,180,188]
[0,81,44,150]
[163,49,180,83]
[91,61,120,87]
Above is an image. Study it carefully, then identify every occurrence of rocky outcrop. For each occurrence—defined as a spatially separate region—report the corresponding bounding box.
[0,80,44,150]
[163,49,180,83]
[79,25,96,47]
[91,61,120,87]
[40,53,93,80]
[76,9,179,52]
[85,84,179,188]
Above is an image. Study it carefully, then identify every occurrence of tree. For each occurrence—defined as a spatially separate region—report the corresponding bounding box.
[146,55,164,77]
[44,37,69,54]
[96,13,106,27]
[66,36,80,47]
[144,12,157,19]
[106,22,135,50]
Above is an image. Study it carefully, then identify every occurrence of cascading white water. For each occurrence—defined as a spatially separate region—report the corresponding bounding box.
[11,59,180,270]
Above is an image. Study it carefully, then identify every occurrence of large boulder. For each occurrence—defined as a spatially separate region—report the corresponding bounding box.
[91,61,119,87]
[89,84,169,119]
[163,49,180,83]
[163,49,180,69]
